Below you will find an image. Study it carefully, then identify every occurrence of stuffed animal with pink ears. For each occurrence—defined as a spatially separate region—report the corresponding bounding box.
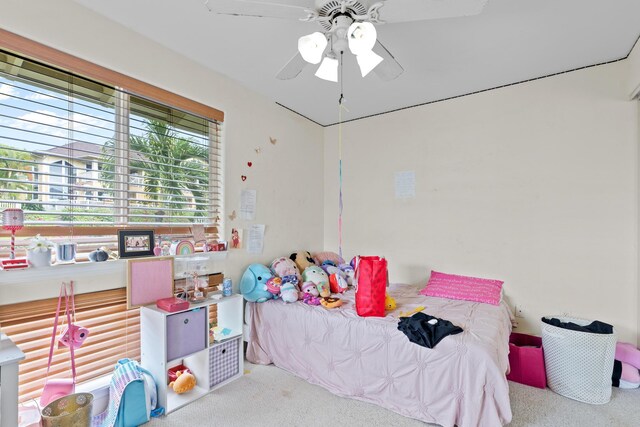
[299,281,319,300]
[290,251,316,273]
[271,257,301,282]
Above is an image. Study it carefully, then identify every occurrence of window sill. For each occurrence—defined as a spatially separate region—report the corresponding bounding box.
[0,251,227,305]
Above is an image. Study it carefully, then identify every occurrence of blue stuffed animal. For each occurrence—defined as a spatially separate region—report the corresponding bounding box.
[240,264,274,303]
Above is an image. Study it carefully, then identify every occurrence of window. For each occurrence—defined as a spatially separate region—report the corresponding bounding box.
[0,289,140,403]
[49,160,74,200]
[0,49,223,258]
[0,30,225,404]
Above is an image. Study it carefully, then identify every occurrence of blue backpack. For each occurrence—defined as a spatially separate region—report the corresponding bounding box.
[102,358,163,427]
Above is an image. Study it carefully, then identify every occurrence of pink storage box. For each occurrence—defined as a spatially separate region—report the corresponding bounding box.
[506,332,547,389]
[157,297,189,313]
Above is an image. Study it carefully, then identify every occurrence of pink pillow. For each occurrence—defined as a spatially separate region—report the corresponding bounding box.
[419,270,504,306]
[312,251,344,266]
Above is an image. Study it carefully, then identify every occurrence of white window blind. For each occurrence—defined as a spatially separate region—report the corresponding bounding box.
[0,50,222,257]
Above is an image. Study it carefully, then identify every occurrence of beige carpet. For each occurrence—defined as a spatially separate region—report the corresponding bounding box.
[148,362,640,426]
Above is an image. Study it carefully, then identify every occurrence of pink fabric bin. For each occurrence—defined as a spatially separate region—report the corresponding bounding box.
[506,332,547,389]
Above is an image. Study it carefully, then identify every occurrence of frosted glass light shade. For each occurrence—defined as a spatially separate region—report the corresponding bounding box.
[356,50,383,77]
[347,22,377,55]
[315,56,339,82]
[298,32,328,64]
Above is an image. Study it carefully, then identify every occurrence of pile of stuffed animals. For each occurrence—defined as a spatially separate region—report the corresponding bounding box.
[240,250,355,308]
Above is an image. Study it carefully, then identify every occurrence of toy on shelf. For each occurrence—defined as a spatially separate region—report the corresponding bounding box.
[186,272,208,302]
[398,306,425,318]
[171,240,195,256]
[385,295,397,311]
[168,370,196,394]
[167,364,190,382]
[211,326,232,342]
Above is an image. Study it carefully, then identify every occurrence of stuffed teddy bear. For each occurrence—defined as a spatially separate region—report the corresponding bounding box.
[302,266,330,298]
[270,257,301,282]
[168,370,196,394]
[290,250,316,273]
[385,294,397,311]
[240,264,274,303]
[280,282,299,303]
[326,265,348,294]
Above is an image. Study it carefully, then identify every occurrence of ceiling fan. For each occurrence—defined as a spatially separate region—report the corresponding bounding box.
[204,0,488,82]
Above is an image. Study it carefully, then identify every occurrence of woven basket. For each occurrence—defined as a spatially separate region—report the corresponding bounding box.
[41,393,93,427]
[541,316,616,404]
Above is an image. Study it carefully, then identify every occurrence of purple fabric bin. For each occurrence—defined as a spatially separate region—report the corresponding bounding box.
[506,332,547,389]
[166,308,206,361]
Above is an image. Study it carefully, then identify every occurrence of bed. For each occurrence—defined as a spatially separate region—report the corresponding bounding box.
[245,283,513,427]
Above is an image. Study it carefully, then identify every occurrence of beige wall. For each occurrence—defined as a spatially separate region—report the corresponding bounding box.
[0,0,324,303]
[632,39,640,345]
[324,61,639,343]
[628,39,640,97]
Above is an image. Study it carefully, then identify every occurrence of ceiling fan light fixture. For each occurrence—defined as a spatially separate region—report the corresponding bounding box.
[356,50,383,77]
[347,21,377,55]
[315,55,339,82]
[298,32,328,64]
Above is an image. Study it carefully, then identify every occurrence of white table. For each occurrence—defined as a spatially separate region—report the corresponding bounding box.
[0,333,25,427]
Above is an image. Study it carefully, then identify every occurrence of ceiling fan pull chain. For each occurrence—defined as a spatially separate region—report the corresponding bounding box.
[339,50,344,105]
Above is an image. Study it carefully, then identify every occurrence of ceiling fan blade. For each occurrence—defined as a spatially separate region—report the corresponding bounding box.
[372,41,404,81]
[379,0,488,23]
[205,0,315,20]
[276,51,308,80]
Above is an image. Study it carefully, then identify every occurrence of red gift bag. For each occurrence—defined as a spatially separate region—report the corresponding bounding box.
[354,256,387,317]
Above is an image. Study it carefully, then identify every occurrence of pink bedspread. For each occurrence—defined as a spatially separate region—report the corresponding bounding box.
[246,284,513,427]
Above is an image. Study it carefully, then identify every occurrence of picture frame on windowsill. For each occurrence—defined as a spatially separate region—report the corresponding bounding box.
[117,229,155,258]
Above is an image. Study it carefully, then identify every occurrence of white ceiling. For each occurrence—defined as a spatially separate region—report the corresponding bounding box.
[73,0,640,126]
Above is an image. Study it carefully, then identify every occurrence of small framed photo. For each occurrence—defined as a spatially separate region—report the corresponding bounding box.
[118,229,155,258]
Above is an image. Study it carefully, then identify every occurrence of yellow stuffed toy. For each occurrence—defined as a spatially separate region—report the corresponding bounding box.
[385,294,396,311]
[168,370,196,394]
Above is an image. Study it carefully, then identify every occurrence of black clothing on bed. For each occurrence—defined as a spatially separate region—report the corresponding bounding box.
[397,312,463,349]
[541,317,613,334]
[612,360,622,387]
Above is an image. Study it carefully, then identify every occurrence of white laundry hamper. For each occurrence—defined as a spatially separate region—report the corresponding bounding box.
[541,316,616,404]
